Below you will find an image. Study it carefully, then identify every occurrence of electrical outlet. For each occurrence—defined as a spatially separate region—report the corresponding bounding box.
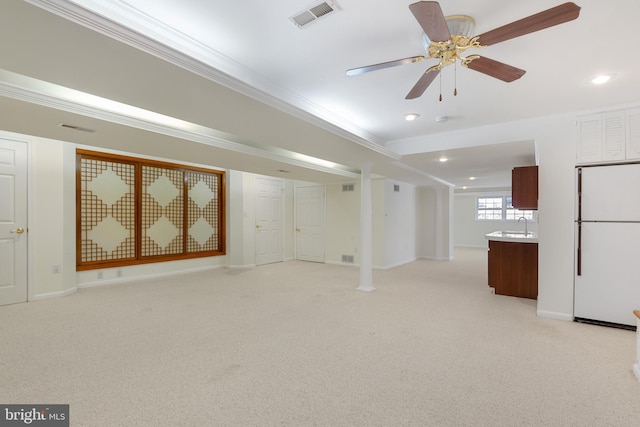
[52,265,61,274]
[97,271,103,280]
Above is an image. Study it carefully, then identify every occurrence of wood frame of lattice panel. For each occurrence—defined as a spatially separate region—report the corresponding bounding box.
[76,149,225,271]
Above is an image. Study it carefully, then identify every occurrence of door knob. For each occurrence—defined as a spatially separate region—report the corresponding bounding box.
[11,227,25,234]
[296,228,300,232]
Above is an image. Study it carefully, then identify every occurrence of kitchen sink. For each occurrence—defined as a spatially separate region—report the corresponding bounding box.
[485,230,538,241]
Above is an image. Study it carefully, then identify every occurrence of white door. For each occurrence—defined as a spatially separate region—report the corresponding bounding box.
[0,138,28,305]
[295,185,325,263]
[255,177,283,265]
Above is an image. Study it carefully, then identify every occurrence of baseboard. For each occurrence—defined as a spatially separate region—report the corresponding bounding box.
[78,265,224,289]
[227,264,256,269]
[32,287,78,301]
[325,260,358,268]
[378,258,417,270]
[419,256,454,261]
[536,310,573,322]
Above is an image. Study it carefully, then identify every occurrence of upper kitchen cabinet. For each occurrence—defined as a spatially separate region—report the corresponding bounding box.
[512,166,538,210]
[577,108,640,164]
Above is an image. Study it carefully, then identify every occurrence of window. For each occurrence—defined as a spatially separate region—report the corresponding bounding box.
[77,150,225,270]
[476,196,535,221]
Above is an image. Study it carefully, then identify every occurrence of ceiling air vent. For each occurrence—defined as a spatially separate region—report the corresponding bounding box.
[290,1,337,28]
[58,122,96,133]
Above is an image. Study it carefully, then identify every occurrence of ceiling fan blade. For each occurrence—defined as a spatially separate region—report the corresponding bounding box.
[464,56,525,82]
[346,56,427,77]
[476,2,581,46]
[409,1,450,43]
[405,68,440,99]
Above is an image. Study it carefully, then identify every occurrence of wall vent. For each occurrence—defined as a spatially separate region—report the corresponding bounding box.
[394,184,400,192]
[342,183,354,192]
[58,122,95,133]
[342,255,354,264]
[290,2,337,28]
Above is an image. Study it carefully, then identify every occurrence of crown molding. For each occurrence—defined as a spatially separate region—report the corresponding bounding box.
[24,0,400,161]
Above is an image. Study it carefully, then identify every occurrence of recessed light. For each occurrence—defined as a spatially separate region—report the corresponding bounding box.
[468,176,476,180]
[404,113,420,121]
[462,186,468,190]
[591,73,615,85]
[439,156,448,162]
[435,115,448,123]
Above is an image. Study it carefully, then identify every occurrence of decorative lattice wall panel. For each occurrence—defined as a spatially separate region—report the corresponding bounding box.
[186,171,219,252]
[77,150,225,269]
[141,166,184,257]
[80,157,135,263]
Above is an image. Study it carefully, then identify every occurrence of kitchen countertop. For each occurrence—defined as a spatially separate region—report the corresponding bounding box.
[485,230,539,243]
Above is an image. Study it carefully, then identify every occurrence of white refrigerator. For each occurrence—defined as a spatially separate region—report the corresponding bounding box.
[575,163,640,328]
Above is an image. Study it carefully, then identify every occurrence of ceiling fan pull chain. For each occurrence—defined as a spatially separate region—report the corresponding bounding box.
[439,72,443,102]
[454,61,458,96]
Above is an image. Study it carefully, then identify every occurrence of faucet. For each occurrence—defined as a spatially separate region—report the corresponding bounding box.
[518,216,528,235]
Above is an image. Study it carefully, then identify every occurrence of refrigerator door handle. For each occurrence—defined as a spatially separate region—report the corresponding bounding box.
[577,222,582,276]
[576,167,582,276]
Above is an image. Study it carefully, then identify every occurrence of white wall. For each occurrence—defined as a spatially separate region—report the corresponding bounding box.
[536,117,577,321]
[29,136,66,298]
[324,178,430,269]
[283,179,294,261]
[417,185,453,260]
[454,192,539,248]
[325,181,360,265]
[382,180,418,268]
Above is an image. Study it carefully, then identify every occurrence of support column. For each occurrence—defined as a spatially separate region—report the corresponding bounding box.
[357,163,375,292]
[634,310,640,382]
[434,185,454,260]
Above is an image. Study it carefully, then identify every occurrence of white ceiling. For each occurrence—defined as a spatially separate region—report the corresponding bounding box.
[3,0,640,189]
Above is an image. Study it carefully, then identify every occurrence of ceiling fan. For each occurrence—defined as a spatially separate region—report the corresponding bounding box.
[346,1,581,100]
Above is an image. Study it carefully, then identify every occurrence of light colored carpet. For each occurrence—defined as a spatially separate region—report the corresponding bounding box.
[1,247,639,426]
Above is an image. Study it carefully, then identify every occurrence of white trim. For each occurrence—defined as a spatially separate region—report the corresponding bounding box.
[77,265,224,289]
[24,0,397,158]
[227,264,257,269]
[33,287,78,301]
[380,258,418,270]
[419,255,454,261]
[536,310,573,321]
[634,363,640,382]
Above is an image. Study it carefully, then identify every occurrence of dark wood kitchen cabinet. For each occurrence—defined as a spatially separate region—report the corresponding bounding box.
[512,166,538,210]
[488,240,538,300]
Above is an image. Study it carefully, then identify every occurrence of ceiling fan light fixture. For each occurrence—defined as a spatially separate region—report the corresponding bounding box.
[422,15,476,48]
[445,15,476,38]
[404,113,420,121]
